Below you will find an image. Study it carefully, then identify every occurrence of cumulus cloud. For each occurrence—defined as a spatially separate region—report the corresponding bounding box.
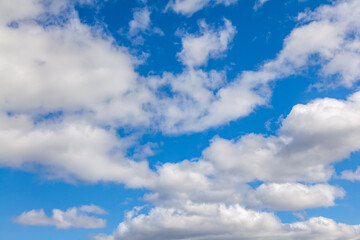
[14,205,107,229]
[2,0,360,187]
[178,19,236,67]
[0,113,155,187]
[0,17,152,127]
[250,183,345,211]
[151,0,360,133]
[341,166,360,181]
[3,0,360,239]
[94,202,360,240]
[203,91,360,183]
[0,0,256,135]
[165,0,237,16]
[146,68,269,133]
[3,0,360,137]
[265,0,360,87]
[128,8,151,36]
[143,91,360,211]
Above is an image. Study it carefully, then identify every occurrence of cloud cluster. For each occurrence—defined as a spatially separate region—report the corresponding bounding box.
[203,92,360,183]
[92,90,360,239]
[145,91,360,209]
[14,205,107,229]
[0,0,256,136]
[4,0,360,139]
[3,0,360,239]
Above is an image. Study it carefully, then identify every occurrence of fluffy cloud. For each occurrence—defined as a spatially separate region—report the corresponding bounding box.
[3,0,360,188]
[264,0,360,87]
[250,183,345,211]
[0,1,254,135]
[203,91,360,183]
[147,166,345,212]
[143,91,360,211]
[4,0,360,238]
[168,0,360,87]
[0,113,155,187]
[94,202,360,240]
[147,68,269,133]
[178,19,236,67]
[154,0,360,133]
[165,0,237,16]
[0,15,150,127]
[14,205,107,229]
[341,166,360,181]
[3,0,360,137]
[128,8,151,36]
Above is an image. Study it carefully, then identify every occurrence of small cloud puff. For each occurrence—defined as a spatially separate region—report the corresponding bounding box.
[14,205,107,229]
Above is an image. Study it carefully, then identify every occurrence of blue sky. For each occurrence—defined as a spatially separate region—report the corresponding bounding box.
[1,0,360,239]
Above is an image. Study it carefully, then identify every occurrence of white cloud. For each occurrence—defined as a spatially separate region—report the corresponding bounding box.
[80,204,108,215]
[0,1,152,128]
[146,68,270,133]
[148,0,360,133]
[2,0,360,188]
[0,113,156,187]
[203,91,360,183]
[3,1,360,238]
[2,86,355,213]
[147,165,346,212]
[14,205,107,229]
[126,7,164,44]
[141,91,360,212]
[166,0,237,16]
[3,0,360,137]
[250,183,345,211]
[0,0,43,24]
[254,0,270,10]
[178,19,236,67]
[264,0,360,87]
[341,166,360,181]
[0,1,256,135]
[128,8,151,36]
[94,202,360,240]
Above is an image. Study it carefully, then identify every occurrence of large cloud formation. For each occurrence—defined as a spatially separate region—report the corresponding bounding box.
[2,0,360,239]
[94,91,360,239]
